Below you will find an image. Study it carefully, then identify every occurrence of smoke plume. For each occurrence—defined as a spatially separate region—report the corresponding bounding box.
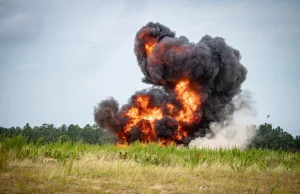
[94,22,249,145]
[189,90,257,149]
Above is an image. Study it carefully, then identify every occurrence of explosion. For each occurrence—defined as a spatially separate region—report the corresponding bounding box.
[94,22,247,145]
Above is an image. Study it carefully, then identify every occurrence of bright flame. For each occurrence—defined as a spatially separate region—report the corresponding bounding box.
[145,42,158,56]
[173,79,201,141]
[118,79,201,145]
[174,79,201,123]
[166,103,174,114]
[117,143,127,148]
[123,96,163,142]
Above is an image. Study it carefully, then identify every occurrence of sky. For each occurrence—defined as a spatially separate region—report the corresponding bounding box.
[0,0,299,136]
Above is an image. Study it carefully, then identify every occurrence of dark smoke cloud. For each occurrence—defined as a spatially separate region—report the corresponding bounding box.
[94,22,247,144]
[94,97,119,132]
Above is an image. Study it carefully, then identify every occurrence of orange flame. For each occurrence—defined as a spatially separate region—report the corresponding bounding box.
[118,79,201,145]
[174,79,201,123]
[117,143,127,148]
[123,96,163,142]
[136,28,158,57]
[166,103,174,114]
[145,42,158,56]
[173,79,201,141]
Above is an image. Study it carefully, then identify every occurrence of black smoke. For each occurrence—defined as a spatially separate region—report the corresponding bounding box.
[94,22,247,144]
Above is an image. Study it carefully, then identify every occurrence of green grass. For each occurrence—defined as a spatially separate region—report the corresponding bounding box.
[1,136,300,193]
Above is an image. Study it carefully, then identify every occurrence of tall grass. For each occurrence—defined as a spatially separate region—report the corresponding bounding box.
[0,134,27,169]
[1,135,300,193]
[1,135,300,173]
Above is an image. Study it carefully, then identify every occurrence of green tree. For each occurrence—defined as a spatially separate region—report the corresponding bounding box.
[251,123,295,151]
[22,123,34,142]
[58,124,68,136]
[38,124,57,143]
[294,136,300,151]
[58,135,71,143]
[67,124,82,142]
[79,124,97,144]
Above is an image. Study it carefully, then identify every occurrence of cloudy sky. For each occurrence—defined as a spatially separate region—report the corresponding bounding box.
[0,0,299,136]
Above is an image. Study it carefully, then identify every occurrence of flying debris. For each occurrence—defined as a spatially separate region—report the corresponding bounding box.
[267,115,270,118]
[94,22,248,145]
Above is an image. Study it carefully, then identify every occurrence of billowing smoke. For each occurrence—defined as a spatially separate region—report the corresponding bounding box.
[189,90,257,149]
[94,22,249,145]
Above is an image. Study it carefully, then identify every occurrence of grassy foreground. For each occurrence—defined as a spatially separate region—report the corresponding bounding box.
[0,135,300,193]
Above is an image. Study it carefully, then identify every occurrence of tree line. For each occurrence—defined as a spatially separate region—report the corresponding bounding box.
[0,123,117,145]
[0,123,299,151]
[250,123,300,151]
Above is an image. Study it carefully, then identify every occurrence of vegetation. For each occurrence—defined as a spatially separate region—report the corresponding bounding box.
[0,123,299,192]
[250,123,300,151]
[0,123,299,151]
[0,136,299,193]
[0,123,117,145]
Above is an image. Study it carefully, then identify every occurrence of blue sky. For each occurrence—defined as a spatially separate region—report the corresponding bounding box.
[0,0,299,136]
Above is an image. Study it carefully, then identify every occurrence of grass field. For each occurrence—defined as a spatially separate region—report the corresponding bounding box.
[1,135,300,193]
